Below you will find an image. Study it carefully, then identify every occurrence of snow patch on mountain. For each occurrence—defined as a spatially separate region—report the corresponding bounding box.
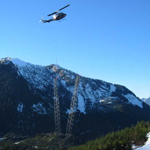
[124,94,143,108]
[12,60,54,92]
[17,103,23,113]
[11,58,29,67]
[78,94,86,114]
[61,80,67,87]
[84,83,96,103]
[32,103,47,114]
[110,84,116,93]
[100,96,119,104]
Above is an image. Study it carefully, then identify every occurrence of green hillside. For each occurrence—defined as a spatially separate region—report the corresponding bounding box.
[0,121,150,150]
[68,121,150,150]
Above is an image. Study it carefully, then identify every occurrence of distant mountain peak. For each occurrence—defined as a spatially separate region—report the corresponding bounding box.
[141,97,150,106]
[0,57,43,67]
[0,57,12,64]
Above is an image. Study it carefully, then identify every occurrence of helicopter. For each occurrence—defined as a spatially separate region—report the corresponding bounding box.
[40,4,70,23]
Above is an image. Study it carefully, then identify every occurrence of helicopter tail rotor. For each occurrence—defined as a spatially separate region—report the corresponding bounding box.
[39,17,44,23]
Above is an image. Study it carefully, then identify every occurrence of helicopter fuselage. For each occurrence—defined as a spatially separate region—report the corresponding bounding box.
[40,4,69,23]
[53,12,66,20]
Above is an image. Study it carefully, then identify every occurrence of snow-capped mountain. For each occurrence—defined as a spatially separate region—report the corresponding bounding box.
[4,58,143,111]
[0,57,150,142]
[141,97,150,106]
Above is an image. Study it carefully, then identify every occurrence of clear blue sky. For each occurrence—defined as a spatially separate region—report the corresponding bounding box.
[0,0,150,98]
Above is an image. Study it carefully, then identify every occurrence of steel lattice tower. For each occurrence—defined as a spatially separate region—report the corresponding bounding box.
[54,77,61,133]
[66,75,80,136]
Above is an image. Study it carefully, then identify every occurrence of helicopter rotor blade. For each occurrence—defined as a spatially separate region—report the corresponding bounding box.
[47,11,57,16]
[47,4,70,16]
[58,4,70,11]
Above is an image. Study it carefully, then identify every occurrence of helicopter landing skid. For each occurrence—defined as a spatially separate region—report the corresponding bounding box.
[59,18,66,22]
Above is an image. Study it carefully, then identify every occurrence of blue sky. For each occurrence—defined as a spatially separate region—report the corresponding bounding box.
[0,0,150,98]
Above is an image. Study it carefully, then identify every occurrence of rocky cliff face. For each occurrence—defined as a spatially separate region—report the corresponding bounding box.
[0,57,150,142]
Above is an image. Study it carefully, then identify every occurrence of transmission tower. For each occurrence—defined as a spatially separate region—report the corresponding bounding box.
[54,77,61,133]
[66,75,80,136]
